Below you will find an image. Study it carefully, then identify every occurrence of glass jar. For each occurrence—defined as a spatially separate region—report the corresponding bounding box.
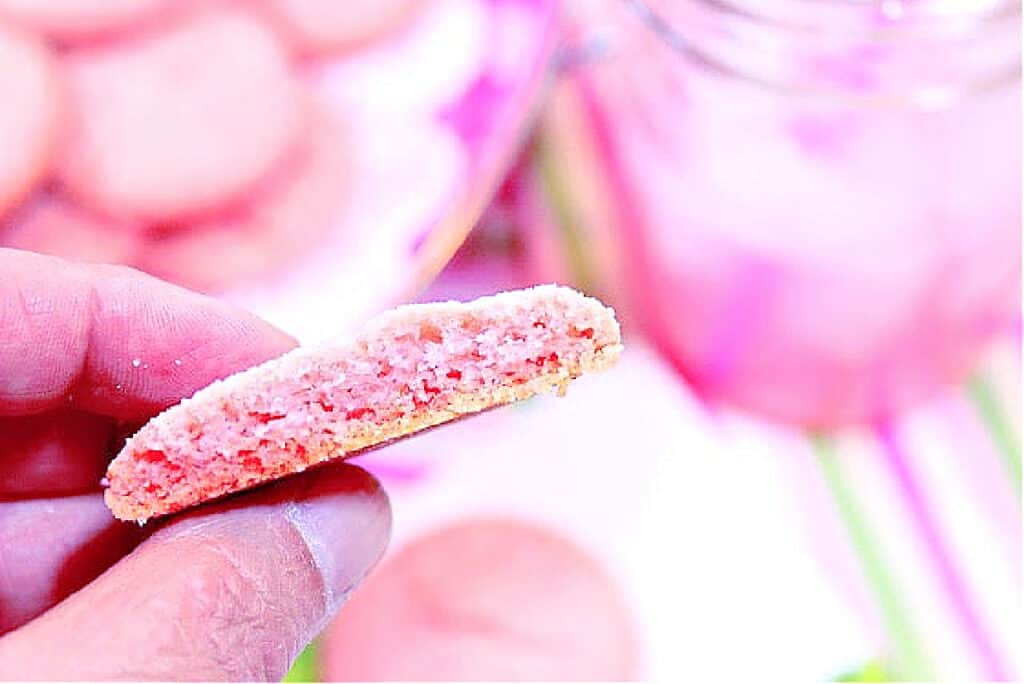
[572,0,1022,427]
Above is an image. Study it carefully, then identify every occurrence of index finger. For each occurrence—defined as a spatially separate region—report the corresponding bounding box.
[0,248,296,419]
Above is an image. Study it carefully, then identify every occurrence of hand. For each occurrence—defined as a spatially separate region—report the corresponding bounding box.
[0,249,391,680]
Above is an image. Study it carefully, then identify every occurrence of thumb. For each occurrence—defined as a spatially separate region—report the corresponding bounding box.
[0,463,390,681]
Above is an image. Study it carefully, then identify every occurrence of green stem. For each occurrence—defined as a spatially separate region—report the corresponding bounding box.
[968,373,1022,495]
[812,435,932,680]
[533,137,597,292]
[282,639,320,682]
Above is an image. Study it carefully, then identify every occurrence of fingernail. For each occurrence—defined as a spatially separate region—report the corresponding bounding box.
[284,464,391,612]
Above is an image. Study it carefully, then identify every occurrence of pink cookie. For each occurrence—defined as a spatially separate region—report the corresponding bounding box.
[0,0,169,43]
[0,22,61,220]
[137,104,349,292]
[59,5,302,222]
[264,0,420,56]
[104,286,622,522]
[322,518,637,681]
[1,196,141,264]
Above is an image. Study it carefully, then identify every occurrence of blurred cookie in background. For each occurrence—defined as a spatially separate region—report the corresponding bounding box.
[0,21,61,221]
[322,518,637,681]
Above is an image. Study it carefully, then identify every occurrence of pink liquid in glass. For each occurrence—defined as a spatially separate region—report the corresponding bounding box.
[577,0,1021,427]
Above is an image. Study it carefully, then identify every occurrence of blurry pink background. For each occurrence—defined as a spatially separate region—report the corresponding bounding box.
[0,0,1020,681]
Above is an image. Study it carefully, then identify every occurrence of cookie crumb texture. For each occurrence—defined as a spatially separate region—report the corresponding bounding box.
[104,286,622,522]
